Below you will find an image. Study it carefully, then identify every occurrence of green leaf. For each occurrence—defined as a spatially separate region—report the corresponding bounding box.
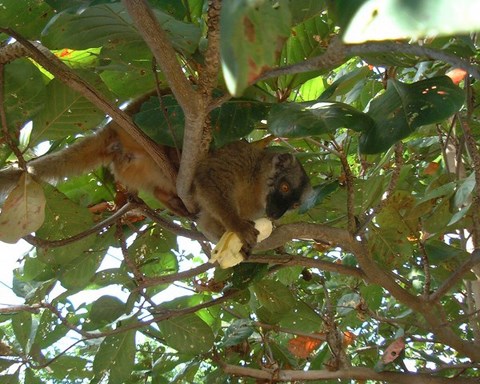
[134,95,184,148]
[424,239,469,266]
[289,0,326,25]
[210,100,270,147]
[52,47,102,69]
[4,59,46,134]
[0,173,46,244]
[158,314,215,354]
[47,355,91,382]
[99,45,163,98]
[129,227,178,296]
[221,0,292,96]
[277,14,331,90]
[253,279,295,314]
[0,0,54,39]
[300,181,339,212]
[42,3,200,55]
[319,66,372,101]
[296,75,326,102]
[268,101,375,138]
[221,319,254,347]
[33,308,69,349]
[136,95,269,147]
[36,186,96,269]
[369,191,417,266]
[58,228,114,290]
[12,312,32,350]
[31,78,107,144]
[90,295,126,326]
[360,285,383,311]
[93,330,136,383]
[344,0,480,43]
[279,301,324,333]
[361,77,464,153]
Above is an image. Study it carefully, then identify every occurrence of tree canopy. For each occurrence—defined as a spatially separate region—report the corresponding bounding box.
[1,0,480,383]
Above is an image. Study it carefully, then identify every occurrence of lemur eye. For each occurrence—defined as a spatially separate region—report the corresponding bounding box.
[293,202,300,209]
[280,182,290,193]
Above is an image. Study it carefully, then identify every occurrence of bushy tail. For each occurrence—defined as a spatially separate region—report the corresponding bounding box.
[0,126,116,199]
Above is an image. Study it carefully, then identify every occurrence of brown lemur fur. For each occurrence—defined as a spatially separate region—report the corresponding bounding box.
[0,93,312,250]
[193,140,312,251]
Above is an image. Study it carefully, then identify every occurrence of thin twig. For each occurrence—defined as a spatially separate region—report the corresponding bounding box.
[23,201,138,248]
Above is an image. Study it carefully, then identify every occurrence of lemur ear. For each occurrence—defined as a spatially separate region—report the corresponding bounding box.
[272,153,296,168]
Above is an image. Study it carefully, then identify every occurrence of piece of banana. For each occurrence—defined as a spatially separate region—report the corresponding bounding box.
[210,218,273,268]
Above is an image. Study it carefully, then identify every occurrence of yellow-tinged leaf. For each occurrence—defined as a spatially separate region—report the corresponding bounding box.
[0,173,45,243]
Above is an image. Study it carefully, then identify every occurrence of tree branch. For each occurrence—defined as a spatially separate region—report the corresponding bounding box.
[220,364,478,383]
[259,39,480,82]
[248,254,365,279]
[22,201,138,248]
[123,0,221,212]
[121,0,198,115]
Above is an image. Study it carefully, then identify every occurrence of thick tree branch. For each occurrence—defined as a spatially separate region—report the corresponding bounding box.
[121,0,199,116]
[221,364,478,383]
[259,39,480,82]
[255,223,356,253]
[123,0,221,211]
[248,254,365,279]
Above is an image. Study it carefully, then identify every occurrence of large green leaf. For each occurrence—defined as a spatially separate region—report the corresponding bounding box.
[57,227,114,290]
[253,279,295,314]
[289,0,325,25]
[221,0,292,96]
[0,0,54,39]
[42,3,200,56]
[93,330,136,383]
[36,186,96,265]
[344,0,480,43]
[268,101,375,138]
[276,14,331,90]
[31,78,107,144]
[89,295,126,326]
[361,76,464,153]
[129,227,178,296]
[158,313,215,354]
[4,59,46,134]
[11,312,32,351]
[369,190,417,266]
[99,45,164,98]
[221,319,254,347]
[47,356,91,382]
[32,309,69,350]
[279,301,324,333]
[135,95,269,147]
